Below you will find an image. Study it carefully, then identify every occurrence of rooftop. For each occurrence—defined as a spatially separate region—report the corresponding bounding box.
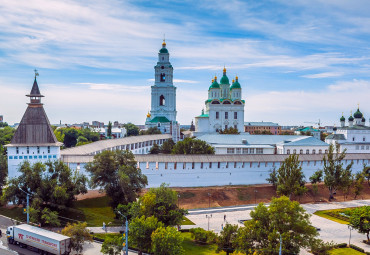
[244,122,280,127]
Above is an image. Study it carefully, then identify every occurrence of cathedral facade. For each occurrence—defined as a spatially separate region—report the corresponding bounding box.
[145,41,180,141]
[195,68,245,134]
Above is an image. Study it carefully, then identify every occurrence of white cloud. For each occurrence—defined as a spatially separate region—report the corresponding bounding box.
[302,72,344,79]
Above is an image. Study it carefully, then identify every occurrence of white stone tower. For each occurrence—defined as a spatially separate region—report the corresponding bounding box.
[146,40,179,140]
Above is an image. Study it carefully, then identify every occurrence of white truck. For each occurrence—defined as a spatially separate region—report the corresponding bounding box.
[6,224,71,255]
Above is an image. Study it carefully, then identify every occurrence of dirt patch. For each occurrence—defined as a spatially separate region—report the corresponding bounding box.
[76,190,106,200]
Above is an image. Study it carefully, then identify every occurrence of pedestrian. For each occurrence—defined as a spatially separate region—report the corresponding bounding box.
[221,224,223,230]
[224,214,226,221]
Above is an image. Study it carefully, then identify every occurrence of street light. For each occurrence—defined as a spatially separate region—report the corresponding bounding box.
[206,214,212,231]
[208,193,211,208]
[276,232,282,255]
[348,225,353,246]
[20,188,31,224]
[254,190,258,204]
[117,212,129,255]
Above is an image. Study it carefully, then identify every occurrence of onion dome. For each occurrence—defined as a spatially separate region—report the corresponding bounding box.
[333,126,337,131]
[354,108,363,118]
[348,115,354,121]
[340,114,345,122]
[362,117,365,122]
[146,112,151,118]
[159,39,168,53]
[220,67,229,84]
[209,76,220,89]
[230,75,241,89]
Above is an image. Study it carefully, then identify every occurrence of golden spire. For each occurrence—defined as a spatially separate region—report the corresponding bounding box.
[214,75,217,81]
[146,111,151,118]
[211,79,214,83]
[235,75,238,80]
[223,66,226,73]
[232,79,235,83]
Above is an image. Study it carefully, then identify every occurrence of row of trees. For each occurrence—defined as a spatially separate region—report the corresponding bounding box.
[267,143,368,201]
[150,137,215,155]
[54,127,100,147]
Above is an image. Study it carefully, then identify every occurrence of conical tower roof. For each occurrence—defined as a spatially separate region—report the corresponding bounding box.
[27,78,44,97]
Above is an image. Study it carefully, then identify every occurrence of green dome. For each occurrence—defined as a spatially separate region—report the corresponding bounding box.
[340,116,345,121]
[159,48,168,53]
[362,117,366,122]
[220,74,229,84]
[354,108,363,118]
[230,78,241,89]
[348,115,354,121]
[209,80,220,89]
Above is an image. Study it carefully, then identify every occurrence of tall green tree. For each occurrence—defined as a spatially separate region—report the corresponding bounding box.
[149,143,160,154]
[101,235,123,255]
[353,172,365,199]
[323,143,353,200]
[235,196,318,255]
[0,126,15,149]
[216,223,238,255]
[171,137,215,154]
[309,170,323,184]
[61,222,92,254]
[151,226,184,255]
[129,216,164,255]
[124,123,139,137]
[160,139,175,154]
[276,154,307,199]
[349,206,370,241]
[107,121,112,138]
[85,150,147,208]
[266,167,278,189]
[131,183,187,227]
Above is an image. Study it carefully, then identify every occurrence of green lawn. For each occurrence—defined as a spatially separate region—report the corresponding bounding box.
[0,207,26,222]
[314,208,352,224]
[329,248,365,254]
[182,217,195,225]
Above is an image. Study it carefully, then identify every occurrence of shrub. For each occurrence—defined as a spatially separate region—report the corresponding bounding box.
[310,240,334,255]
[335,243,347,248]
[350,244,365,253]
[189,227,217,244]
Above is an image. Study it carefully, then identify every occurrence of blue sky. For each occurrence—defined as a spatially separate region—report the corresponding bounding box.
[1,0,370,126]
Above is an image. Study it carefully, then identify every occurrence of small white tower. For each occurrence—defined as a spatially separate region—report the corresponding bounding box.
[340,113,345,127]
[348,112,354,127]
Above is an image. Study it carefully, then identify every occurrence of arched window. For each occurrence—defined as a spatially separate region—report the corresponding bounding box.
[325,150,328,153]
[160,73,166,82]
[312,149,316,154]
[160,95,165,106]
[306,149,309,154]
[319,149,322,154]
[293,149,296,154]
[287,149,290,154]
[300,149,303,154]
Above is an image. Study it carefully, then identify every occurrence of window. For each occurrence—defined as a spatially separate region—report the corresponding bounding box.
[43,155,47,159]
[209,162,212,168]
[293,149,296,154]
[361,145,364,150]
[367,146,369,150]
[306,149,309,154]
[300,149,303,154]
[353,137,355,141]
[234,112,237,119]
[14,156,18,159]
[19,156,23,159]
[160,73,166,82]
[236,148,241,154]
[48,155,52,159]
[227,148,235,154]
[24,156,28,159]
[312,149,316,154]
[9,156,13,159]
[27,146,29,154]
[34,156,37,159]
[287,149,290,154]
[201,162,203,169]
[218,162,221,168]
[250,148,254,154]
[183,163,186,169]
[160,95,165,106]
[48,146,50,153]
[216,112,219,119]
[256,148,263,154]
[234,125,237,129]
[242,148,248,154]
[38,155,42,159]
[319,149,322,154]
[192,162,195,169]
[16,147,19,154]
[225,112,228,119]
[234,162,237,168]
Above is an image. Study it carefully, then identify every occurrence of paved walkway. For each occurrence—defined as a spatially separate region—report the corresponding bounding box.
[186,199,370,253]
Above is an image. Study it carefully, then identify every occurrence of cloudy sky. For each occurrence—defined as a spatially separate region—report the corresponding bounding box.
[1,0,370,126]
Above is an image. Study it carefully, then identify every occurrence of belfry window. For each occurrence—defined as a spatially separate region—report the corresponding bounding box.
[160,73,166,82]
[160,95,165,106]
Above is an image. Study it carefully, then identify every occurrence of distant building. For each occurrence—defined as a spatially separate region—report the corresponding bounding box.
[244,122,281,135]
[6,74,62,178]
[326,108,370,153]
[92,121,104,128]
[295,127,321,140]
[0,115,3,123]
[195,68,245,134]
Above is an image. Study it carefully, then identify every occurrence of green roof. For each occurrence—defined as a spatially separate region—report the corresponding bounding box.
[196,113,209,118]
[340,116,345,121]
[354,108,363,118]
[205,99,245,104]
[209,80,220,89]
[220,74,229,85]
[149,116,170,123]
[348,115,354,121]
[159,48,168,53]
[230,80,241,89]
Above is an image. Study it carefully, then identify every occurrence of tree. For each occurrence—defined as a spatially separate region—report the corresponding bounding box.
[349,206,370,241]
[339,166,353,200]
[362,164,370,186]
[323,143,353,200]
[151,226,184,255]
[219,127,240,134]
[63,128,80,147]
[0,126,15,148]
[129,216,164,254]
[3,161,87,210]
[107,121,112,138]
[160,139,175,154]
[133,183,187,227]
[61,222,92,254]
[101,235,123,255]
[266,168,278,189]
[124,123,139,137]
[150,143,160,154]
[76,136,89,146]
[235,196,318,255]
[171,137,215,154]
[216,223,238,255]
[0,147,7,195]
[140,127,161,135]
[353,172,364,199]
[85,150,147,208]
[276,154,307,199]
[309,170,323,184]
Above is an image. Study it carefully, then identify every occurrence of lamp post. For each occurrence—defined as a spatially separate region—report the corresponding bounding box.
[118,212,129,255]
[277,231,282,255]
[206,214,212,231]
[254,190,258,204]
[208,193,211,208]
[178,194,180,208]
[20,189,30,224]
[348,225,353,246]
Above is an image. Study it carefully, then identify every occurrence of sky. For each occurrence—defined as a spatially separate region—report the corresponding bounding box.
[1,0,370,127]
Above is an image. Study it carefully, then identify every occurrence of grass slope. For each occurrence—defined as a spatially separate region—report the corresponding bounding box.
[329,248,364,254]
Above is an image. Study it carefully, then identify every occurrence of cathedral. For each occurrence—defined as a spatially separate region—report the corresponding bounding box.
[195,68,245,134]
[145,40,180,141]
